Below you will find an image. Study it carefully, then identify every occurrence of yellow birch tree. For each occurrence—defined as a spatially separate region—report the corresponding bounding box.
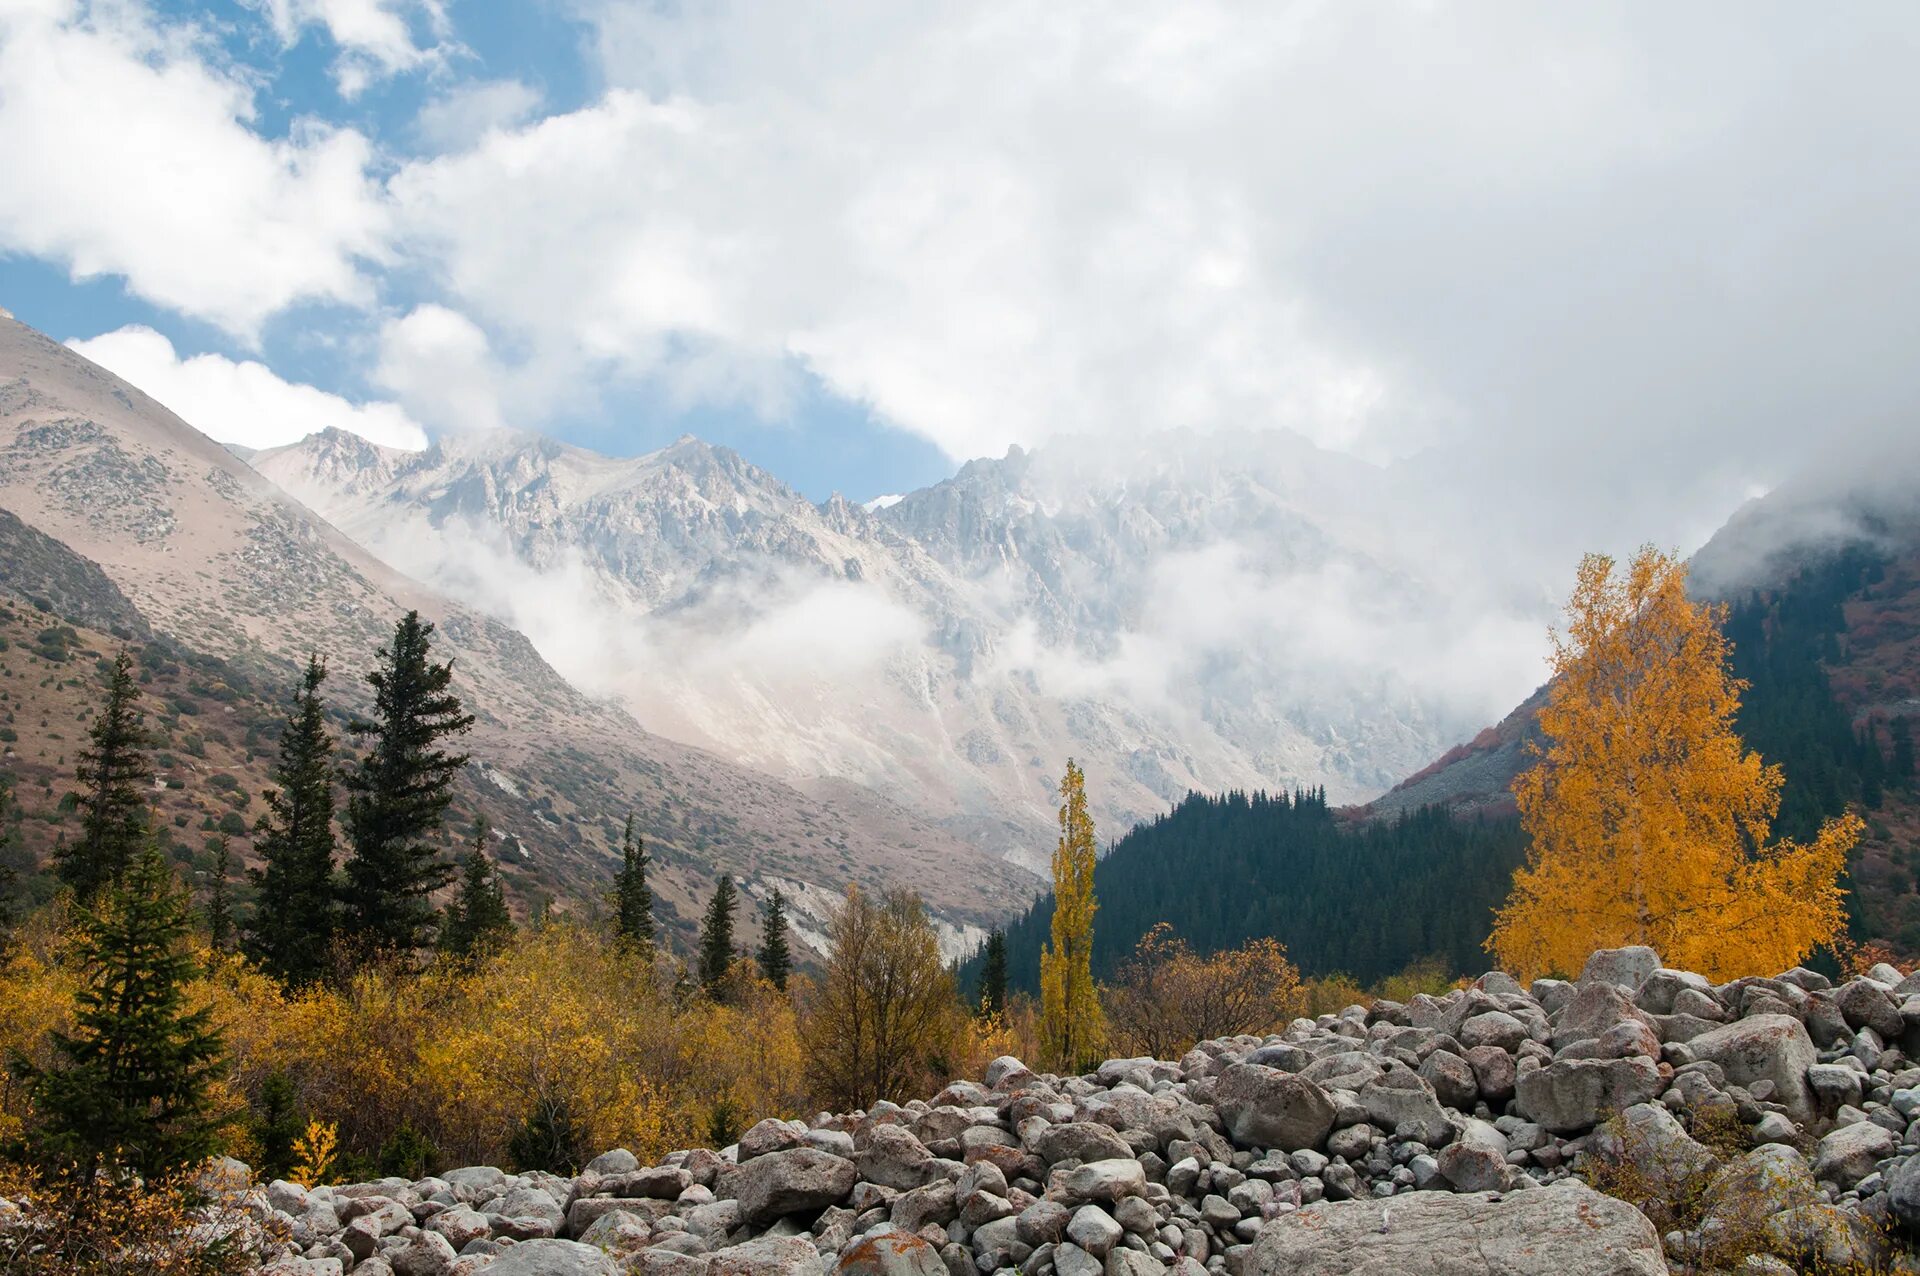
[1040,759,1106,1072]
[1488,547,1859,981]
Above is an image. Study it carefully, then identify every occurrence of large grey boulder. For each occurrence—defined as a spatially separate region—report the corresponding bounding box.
[1579,947,1662,992]
[1811,1121,1898,1189]
[707,1235,822,1276]
[726,1147,858,1226]
[1356,1067,1453,1146]
[1215,1065,1337,1151]
[1247,1180,1667,1275]
[1885,1153,1920,1230]
[482,1239,621,1276]
[836,1233,949,1276]
[1513,1058,1663,1134]
[1686,1015,1818,1123]
[1033,1122,1134,1166]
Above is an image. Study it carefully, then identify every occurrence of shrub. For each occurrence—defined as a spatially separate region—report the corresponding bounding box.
[1104,924,1305,1058]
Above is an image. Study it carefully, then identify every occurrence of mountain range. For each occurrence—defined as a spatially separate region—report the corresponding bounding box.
[245,420,1541,871]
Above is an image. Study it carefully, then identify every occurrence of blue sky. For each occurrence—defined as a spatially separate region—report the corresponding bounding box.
[0,0,954,501]
[2,1,1918,568]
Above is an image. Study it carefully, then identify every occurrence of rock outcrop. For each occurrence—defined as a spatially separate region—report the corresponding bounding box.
[220,949,1920,1274]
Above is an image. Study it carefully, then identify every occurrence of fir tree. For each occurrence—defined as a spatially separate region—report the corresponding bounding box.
[442,818,513,961]
[698,875,737,995]
[341,613,475,955]
[203,834,235,954]
[978,928,1008,1017]
[757,888,791,991]
[1894,716,1915,786]
[24,839,226,1181]
[611,815,655,952]
[247,655,339,984]
[58,650,152,899]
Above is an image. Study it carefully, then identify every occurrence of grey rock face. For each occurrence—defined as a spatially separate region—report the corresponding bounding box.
[1687,1015,1819,1123]
[1247,1181,1667,1275]
[1513,1058,1663,1134]
[728,1148,859,1226]
[481,1239,622,1276]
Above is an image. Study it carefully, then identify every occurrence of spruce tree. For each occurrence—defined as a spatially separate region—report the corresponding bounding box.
[341,613,475,955]
[442,818,513,961]
[611,815,655,952]
[698,875,737,995]
[757,888,791,991]
[247,655,340,984]
[58,650,152,899]
[203,834,235,954]
[978,928,1008,1017]
[26,839,226,1181]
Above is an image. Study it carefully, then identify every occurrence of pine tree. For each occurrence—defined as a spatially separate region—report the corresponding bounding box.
[203,834,235,954]
[1039,759,1106,1072]
[611,815,655,952]
[58,650,152,900]
[442,818,514,961]
[757,888,792,991]
[698,875,737,995]
[25,839,226,1181]
[341,613,475,955]
[1489,547,1859,980]
[978,928,1008,1017]
[247,655,340,984]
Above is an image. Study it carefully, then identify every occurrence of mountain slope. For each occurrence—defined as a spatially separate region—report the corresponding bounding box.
[0,315,1030,951]
[250,424,1541,866]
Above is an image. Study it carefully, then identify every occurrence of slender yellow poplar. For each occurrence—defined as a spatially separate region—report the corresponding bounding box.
[1040,759,1106,1072]
[1488,547,1858,981]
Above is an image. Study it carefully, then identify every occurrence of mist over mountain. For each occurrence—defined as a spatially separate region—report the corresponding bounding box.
[251,422,1553,863]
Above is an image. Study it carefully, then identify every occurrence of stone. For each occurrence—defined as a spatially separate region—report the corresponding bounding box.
[1579,947,1663,992]
[1513,1057,1664,1134]
[1588,1103,1717,1185]
[856,1126,938,1190]
[1553,982,1657,1049]
[1435,1142,1506,1193]
[1052,1159,1148,1206]
[1835,979,1906,1040]
[1034,1123,1134,1166]
[1247,1180,1666,1275]
[1811,1121,1897,1189]
[707,1236,822,1276]
[426,1207,491,1249]
[1419,1050,1478,1111]
[1357,1070,1454,1147]
[1884,1153,1920,1229]
[481,1239,621,1276]
[1066,1205,1123,1257]
[728,1148,859,1226]
[586,1149,640,1176]
[1703,1145,1820,1231]
[576,1209,652,1253]
[1214,1066,1337,1152]
[890,1181,958,1233]
[1053,1242,1103,1276]
[391,1232,458,1276]
[1464,1046,1516,1102]
[1687,1015,1819,1123]
[836,1233,949,1276]
[1016,1199,1071,1246]
[740,1119,808,1161]
[1458,1012,1528,1053]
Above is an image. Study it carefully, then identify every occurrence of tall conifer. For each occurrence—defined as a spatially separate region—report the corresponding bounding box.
[698,875,737,995]
[341,613,474,954]
[203,834,235,954]
[978,928,1008,1017]
[247,655,339,984]
[611,815,655,952]
[59,650,151,899]
[757,888,791,991]
[26,840,226,1181]
[442,818,513,961]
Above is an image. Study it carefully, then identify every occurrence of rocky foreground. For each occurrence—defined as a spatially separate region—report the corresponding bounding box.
[244,949,1920,1274]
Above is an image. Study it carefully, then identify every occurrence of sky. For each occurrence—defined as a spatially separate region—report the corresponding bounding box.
[2,0,1918,562]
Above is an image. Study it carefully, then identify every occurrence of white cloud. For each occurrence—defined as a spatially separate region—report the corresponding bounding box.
[413,78,543,152]
[251,0,450,97]
[374,304,504,432]
[67,325,428,450]
[0,1,388,339]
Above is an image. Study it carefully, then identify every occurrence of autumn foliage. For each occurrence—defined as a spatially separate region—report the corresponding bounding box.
[1040,759,1107,1073]
[1489,547,1859,981]
[1104,924,1306,1058]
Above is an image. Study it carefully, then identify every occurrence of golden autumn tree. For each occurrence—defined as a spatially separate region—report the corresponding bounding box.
[1488,547,1860,981]
[1040,759,1106,1073]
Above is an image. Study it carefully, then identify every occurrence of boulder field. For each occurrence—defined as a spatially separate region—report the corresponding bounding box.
[242,949,1920,1274]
